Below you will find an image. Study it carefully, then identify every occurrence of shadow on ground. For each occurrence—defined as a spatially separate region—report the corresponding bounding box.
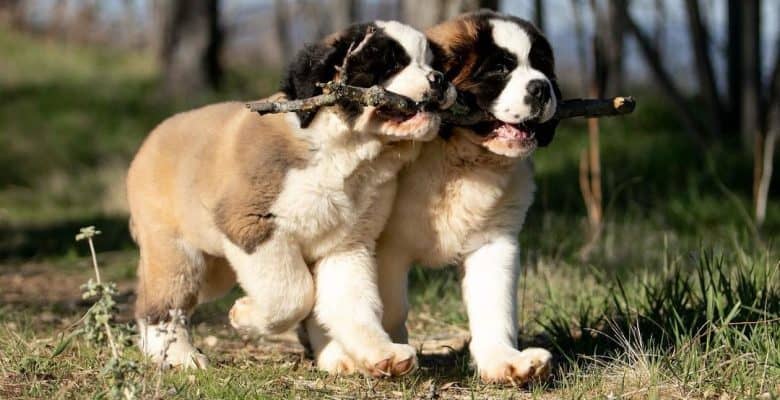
[0,215,134,261]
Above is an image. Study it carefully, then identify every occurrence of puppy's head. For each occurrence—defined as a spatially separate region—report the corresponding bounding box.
[282,21,453,142]
[427,11,560,158]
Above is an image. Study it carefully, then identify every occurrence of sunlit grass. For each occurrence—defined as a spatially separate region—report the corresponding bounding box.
[0,25,778,399]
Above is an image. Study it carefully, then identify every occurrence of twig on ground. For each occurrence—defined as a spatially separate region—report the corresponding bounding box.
[245,81,636,123]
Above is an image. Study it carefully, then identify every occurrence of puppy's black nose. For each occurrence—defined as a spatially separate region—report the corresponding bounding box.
[426,70,455,109]
[428,71,447,94]
[527,79,551,104]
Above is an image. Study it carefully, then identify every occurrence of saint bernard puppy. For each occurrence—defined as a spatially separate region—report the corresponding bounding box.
[306,11,561,384]
[126,21,453,373]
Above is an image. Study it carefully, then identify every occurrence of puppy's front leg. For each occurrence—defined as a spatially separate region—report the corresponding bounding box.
[313,247,417,377]
[376,241,412,344]
[224,234,314,335]
[462,235,552,385]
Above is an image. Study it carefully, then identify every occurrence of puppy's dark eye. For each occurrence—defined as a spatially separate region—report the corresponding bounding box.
[489,63,510,76]
[476,61,511,79]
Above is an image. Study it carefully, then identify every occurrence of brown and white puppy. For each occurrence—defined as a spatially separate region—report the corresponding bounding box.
[126,21,452,373]
[308,11,560,384]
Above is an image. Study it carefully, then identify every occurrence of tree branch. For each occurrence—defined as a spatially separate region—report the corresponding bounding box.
[246,81,636,124]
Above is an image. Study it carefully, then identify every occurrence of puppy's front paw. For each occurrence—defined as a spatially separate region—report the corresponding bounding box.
[360,343,417,378]
[139,319,210,370]
[316,343,357,375]
[228,296,256,332]
[475,347,552,385]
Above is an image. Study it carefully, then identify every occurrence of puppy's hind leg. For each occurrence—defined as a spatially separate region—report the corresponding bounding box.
[224,234,314,335]
[135,235,209,369]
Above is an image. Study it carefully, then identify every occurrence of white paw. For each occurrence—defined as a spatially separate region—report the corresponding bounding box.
[316,342,357,375]
[474,347,552,385]
[228,296,255,332]
[161,343,210,369]
[357,343,418,378]
[229,295,309,334]
[138,314,209,370]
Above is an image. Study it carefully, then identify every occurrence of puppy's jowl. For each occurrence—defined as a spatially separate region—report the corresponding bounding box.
[303,11,560,385]
[127,20,452,375]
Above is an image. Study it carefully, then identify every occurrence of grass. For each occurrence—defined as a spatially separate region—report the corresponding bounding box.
[1,26,779,399]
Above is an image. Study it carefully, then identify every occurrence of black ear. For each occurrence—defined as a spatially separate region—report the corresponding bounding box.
[536,79,561,147]
[280,23,376,128]
[280,43,339,128]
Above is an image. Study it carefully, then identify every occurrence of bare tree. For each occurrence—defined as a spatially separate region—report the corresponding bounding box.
[727,0,743,132]
[274,0,293,64]
[684,0,725,135]
[50,0,68,37]
[569,0,589,95]
[533,0,544,31]
[741,1,761,154]
[578,0,609,258]
[653,0,665,56]
[0,0,26,28]
[621,3,709,149]
[158,0,223,95]
[328,0,360,32]
[755,39,780,226]
[401,0,497,29]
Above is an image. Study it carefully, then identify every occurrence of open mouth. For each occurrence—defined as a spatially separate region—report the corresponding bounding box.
[375,106,439,140]
[476,120,538,144]
[375,105,418,122]
[465,118,540,157]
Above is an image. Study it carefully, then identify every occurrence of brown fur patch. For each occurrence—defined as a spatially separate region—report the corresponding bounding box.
[214,112,308,253]
[426,17,480,87]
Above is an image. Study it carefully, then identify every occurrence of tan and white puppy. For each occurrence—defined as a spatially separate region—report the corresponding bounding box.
[126,21,453,374]
[307,11,560,384]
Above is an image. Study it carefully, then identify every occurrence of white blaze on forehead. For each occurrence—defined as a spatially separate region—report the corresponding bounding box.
[375,20,430,62]
[489,19,532,64]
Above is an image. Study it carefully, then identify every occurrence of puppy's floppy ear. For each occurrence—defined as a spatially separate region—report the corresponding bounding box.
[536,79,561,147]
[281,43,340,128]
[280,23,375,128]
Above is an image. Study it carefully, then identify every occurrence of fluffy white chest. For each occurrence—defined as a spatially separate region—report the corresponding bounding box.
[270,137,417,261]
[393,143,535,267]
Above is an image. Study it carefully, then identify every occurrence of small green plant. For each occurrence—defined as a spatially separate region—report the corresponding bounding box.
[74,226,141,400]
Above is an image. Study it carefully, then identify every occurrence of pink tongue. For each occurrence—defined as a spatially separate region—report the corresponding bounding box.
[494,123,527,140]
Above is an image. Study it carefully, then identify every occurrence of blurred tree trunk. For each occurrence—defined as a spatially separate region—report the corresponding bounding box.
[653,0,665,56]
[578,0,611,259]
[401,0,443,28]
[401,0,497,29]
[727,0,743,133]
[684,0,724,135]
[741,0,761,153]
[274,0,293,65]
[74,0,100,42]
[569,0,589,95]
[121,0,140,47]
[754,39,779,226]
[589,0,625,95]
[621,3,709,149]
[0,0,26,28]
[51,0,68,37]
[329,0,359,31]
[533,0,544,31]
[159,0,223,95]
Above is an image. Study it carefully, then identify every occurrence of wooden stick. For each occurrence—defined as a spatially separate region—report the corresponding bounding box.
[245,81,636,123]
